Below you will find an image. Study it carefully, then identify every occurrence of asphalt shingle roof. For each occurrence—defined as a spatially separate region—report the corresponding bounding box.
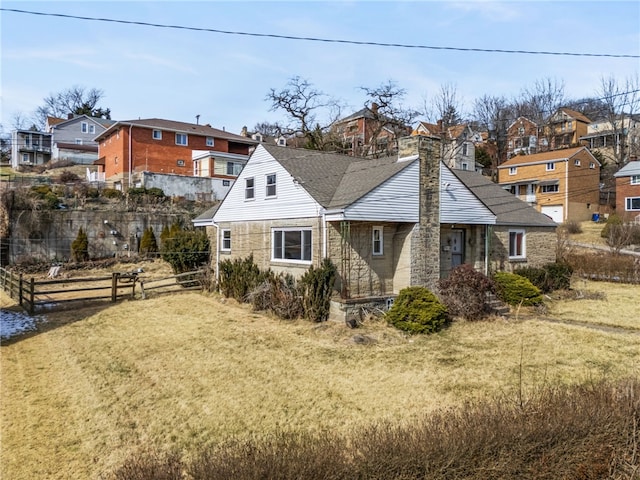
[499,147,586,167]
[614,161,640,177]
[261,144,416,209]
[451,169,557,227]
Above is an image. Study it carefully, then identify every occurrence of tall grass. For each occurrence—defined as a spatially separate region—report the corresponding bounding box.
[110,377,639,479]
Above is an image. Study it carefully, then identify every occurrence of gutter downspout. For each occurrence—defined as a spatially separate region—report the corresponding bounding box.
[322,210,327,259]
[213,223,220,285]
[564,159,569,222]
[484,225,490,275]
[128,124,133,189]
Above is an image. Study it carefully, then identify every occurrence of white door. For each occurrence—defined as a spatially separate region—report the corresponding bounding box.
[541,205,563,223]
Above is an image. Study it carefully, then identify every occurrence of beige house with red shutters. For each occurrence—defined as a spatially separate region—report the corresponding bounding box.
[497,146,601,223]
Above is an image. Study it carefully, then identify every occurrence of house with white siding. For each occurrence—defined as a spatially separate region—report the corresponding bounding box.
[194,137,557,315]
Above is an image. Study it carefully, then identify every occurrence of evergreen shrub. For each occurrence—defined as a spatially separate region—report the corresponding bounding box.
[139,227,159,256]
[161,227,209,274]
[493,272,542,306]
[386,286,448,334]
[299,258,336,322]
[71,227,89,262]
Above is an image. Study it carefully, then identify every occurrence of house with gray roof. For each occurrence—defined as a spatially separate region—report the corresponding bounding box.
[194,136,557,317]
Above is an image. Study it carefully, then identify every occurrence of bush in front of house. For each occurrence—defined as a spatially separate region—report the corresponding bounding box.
[493,271,543,306]
[161,227,209,274]
[438,264,495,321]
[299,258,337,322]
[71,227,89,262]
[246,273,304,320]
[102,188,123,199]
[600,213,623,239]
[218,254,269,302]
[386,286,448,334]
[514,262,573,293]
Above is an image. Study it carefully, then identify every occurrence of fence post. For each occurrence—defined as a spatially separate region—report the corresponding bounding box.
[112,273,119,302]
[29,278,35,315]
[19,273,23,307]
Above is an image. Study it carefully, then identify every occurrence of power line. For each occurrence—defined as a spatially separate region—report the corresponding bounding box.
[2,8,639,59]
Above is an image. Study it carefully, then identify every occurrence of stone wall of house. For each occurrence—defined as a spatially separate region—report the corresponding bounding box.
[489,226,557,272]
[215,218,323,278]
[405,135,442,291]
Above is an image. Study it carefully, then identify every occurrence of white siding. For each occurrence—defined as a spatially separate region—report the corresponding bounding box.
[440,166,496,224]
[214,145,321,222]
[343,161,419,221]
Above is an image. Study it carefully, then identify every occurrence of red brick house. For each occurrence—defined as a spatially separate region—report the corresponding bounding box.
[94,118,257,190]
[507,116,539,158]
[613,161,640,222]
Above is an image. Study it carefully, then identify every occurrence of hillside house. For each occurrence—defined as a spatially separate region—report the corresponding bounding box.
[544,108,591,151]
[507,117,539,158]
[194,136,556,319]
[412,122,478,171]
[497,146,601,223]
[580,114,640,166]
[10,129,52,169]
[94,118,257,191]
[613,161,640,222]
[47,114,115,164]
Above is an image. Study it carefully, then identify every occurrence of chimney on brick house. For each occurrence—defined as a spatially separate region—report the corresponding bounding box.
[398,135,442,291]
[370,102,379,114]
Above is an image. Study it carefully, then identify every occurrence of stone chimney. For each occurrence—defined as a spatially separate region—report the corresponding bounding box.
[241,126,248,137]
[370,102,379,114]
[398,135,442,291]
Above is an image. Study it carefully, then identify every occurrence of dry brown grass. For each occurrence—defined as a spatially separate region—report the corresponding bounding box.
[546,278,640,330]
[568,220,607,246]
[1,283,639,479]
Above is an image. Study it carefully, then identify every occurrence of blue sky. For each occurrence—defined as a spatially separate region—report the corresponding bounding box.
[1,1,639,135]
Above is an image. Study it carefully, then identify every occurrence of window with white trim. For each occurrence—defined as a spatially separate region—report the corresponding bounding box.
[176,133,188,145]
[89,124,95,134]
[626,197,640,211]
[206,137,214,147]
[266,173,276,197]
[509,167,517,175]
[245,177,255,200]
[631,175,640,185]
[541,184,559,193]
[153,129,162,140]
[574,159,581,166]
[546,162,555,171]
[75,138,83,145]
[81,122,88,133]
[589,162,595,169]
[22,153,29,163]
[508,229,526,259]
[226,162,242,176]
[177,159,185,166]
[462,143,468,156]
[272,228,312,262]
[221,229,231,251]
[372,227,383,256]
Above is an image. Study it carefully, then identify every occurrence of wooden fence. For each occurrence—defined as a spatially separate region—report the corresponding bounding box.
[0,267,204,314]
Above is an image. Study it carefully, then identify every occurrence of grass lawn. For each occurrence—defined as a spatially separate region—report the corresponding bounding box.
[568,220,608,246]
[1,285,639,479]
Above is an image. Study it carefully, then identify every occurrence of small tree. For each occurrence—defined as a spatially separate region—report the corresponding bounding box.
[139,227,158,256]
[71,227,89,262]
[161,227,209,274]
[299,258,337,322]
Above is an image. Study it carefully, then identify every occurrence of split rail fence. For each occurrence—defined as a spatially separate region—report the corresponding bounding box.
[0,267,204,314]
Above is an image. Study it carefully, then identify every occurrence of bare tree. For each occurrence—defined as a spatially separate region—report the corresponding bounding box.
[473,94,512,177]
[33,86,109,129]
[516,77,566,151]
[358,80,418,157]
[422,82,465,129]
[594,73,640,167]
[265,76,342,150]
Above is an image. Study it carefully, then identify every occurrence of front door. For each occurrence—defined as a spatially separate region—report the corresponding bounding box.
[451,229,465,268]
